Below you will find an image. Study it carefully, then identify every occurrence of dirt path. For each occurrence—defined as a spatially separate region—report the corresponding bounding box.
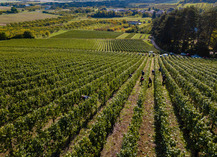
[137,57,156,157]
[151,37,163,51]
[100,58,150,157]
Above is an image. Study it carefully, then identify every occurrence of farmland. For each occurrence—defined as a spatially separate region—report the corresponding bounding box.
[0,30,156,52]
[52,30,123,39]
[0,30,216,156]
[0,12,58,26]
[0,2,217,156]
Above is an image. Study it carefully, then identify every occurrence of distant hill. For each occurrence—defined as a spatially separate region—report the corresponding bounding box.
[4,0,215,4]
[126,0,180,3]
[3,0,180,3]
[179,0,217,3]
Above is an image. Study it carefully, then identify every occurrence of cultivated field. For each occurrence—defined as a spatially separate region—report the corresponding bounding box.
[52,30,123,39]
[0,30,216,157]
[0,38,154,52]
[0,6,11,11]
[0,12,58,25]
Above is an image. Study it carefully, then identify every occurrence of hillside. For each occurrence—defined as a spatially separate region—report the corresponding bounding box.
[3,0,180,3]
[179,0,217,3]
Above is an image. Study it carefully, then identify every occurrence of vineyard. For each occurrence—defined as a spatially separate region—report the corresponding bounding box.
[52,30,123,39]
[0,39,217,157]
[0,29,217,157]
[0,39,155,53]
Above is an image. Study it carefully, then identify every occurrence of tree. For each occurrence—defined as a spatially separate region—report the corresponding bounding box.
[142,12,150,18]
[0,32,7,40]
[23,31,35,39]
[213,42,217,52]
[11,7,18,13]
[152,11,156,19]
[194,41,209,56]
[212,35,217,52]
[201,9,217,46]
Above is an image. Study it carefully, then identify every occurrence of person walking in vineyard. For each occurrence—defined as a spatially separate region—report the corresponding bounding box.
[82,95,90,100]
[162,74,166,85]
[140,76,144,85]
[152,70,155,75]
[148,77,152,87]
[141,71,145,76]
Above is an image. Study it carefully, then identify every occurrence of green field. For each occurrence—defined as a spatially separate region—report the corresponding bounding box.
[125,33,136,39]
[0,6,216,157]
[116,33,130,39]
[177,3,215,10]
[0,39,97,50]
[0,44,216,156]
[52,30,123,39]
[0,12,58,25]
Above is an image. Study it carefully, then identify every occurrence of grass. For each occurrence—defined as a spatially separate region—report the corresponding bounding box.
[125,33,136,39]
[141,34,150,39]
[48,30,69,38]
[130,33,150,39]
[143,39,153,46]
[52,30,123,39]
[116,33,130,39]
[132,33,143,39]
[0,6,11,11]
[0,12,58,25]
[177,3,214,10]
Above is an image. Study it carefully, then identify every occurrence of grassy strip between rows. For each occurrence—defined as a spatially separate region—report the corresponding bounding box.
[125,33,135,39]
[65,56,147,157]
[116,33,130,39]
[117,58,151,156]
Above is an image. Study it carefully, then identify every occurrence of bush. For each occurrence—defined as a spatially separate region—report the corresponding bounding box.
[23,31,35,39]
[194,41,209,57]
[0,32,8,40]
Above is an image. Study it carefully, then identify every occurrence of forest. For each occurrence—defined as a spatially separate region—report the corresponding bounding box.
[152,6,217,56]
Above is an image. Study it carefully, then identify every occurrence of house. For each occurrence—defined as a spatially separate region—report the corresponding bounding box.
[128,21,142,25]
[156,10,164,16]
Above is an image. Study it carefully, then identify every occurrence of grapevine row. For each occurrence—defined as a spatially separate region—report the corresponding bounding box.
[159,57,217,156]
[65,56,148,157]
[118,58,151,156]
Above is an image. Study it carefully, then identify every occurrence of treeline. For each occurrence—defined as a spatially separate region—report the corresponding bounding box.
[152,6,217,56]
[0,7,18,15]
[179,0,217,3]
[40,1,128,8]
[91,10,123,18]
